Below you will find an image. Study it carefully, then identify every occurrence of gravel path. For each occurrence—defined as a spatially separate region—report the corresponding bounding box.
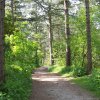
[30,67,99,100]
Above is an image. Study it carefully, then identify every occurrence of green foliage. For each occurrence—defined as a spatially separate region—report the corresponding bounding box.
[90,68,100,90]
[0,62,33,100]
[53,40,66,66]
[48,66,68,74]
[3,15,43,99]
[5,24,42,67]
[72,66,86,77]
[5,65,32,100]
[49,65,73,77]
[4,11,15,35]
[49,65,87,77]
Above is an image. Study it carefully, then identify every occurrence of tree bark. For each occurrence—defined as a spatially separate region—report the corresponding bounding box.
[0,0,5,82]
[11,0,14,26]
[48,5,54,65]
[85,0,92,74]
[64,0,71,67]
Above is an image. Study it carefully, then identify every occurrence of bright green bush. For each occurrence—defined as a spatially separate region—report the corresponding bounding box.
[2,59,34,100]
[2,21,42,99]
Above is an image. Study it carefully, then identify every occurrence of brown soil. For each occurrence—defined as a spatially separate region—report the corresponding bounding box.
[30,67,99,100]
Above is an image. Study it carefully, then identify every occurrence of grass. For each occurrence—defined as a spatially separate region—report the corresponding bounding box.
[49,65,100,98]
[72,76,100,98]
[48,65,73,77]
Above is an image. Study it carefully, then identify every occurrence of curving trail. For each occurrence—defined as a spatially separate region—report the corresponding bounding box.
[30,67,99,100]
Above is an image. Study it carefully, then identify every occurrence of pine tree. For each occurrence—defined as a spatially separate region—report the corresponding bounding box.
[64,0,71,67]
[85,0,92,74]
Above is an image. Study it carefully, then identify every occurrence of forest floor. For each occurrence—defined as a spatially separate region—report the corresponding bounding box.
[30,67,99,100]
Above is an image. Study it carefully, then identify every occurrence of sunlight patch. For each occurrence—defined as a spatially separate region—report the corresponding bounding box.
[32,77,67,82]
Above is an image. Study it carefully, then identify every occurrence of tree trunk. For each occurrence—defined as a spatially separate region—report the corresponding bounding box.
[82,45,86,67]
[48,5,54,65]
[64,0,71,67]
[11,0,14,26]
[85,0,92,74]
[0,0,5,82]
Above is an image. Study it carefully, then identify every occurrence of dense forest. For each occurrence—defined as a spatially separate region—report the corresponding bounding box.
[0,0,100,99]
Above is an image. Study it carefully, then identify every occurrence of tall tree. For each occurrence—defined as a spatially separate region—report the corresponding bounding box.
[85,0,92,74]
[48,3,54,65]
[64,0,71,67]
[0,0,5,82]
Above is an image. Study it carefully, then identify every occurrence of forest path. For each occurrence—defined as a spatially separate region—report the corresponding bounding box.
[30,67,99,100]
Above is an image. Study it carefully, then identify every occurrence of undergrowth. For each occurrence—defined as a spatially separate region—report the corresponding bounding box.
[0,62,36,100]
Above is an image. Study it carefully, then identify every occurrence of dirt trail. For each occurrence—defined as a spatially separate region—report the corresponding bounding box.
[30,67,99,100]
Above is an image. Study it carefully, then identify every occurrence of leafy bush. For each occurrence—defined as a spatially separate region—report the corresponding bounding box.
[73,66,86,77]
[59,67,72,74]
[3,24,40,99]
[2,61,33,100]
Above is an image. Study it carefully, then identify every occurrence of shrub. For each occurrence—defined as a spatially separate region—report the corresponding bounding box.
[73,66,86,77]
[4,64,33,100]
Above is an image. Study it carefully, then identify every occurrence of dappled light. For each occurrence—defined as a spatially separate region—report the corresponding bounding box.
[32,73,67,82]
